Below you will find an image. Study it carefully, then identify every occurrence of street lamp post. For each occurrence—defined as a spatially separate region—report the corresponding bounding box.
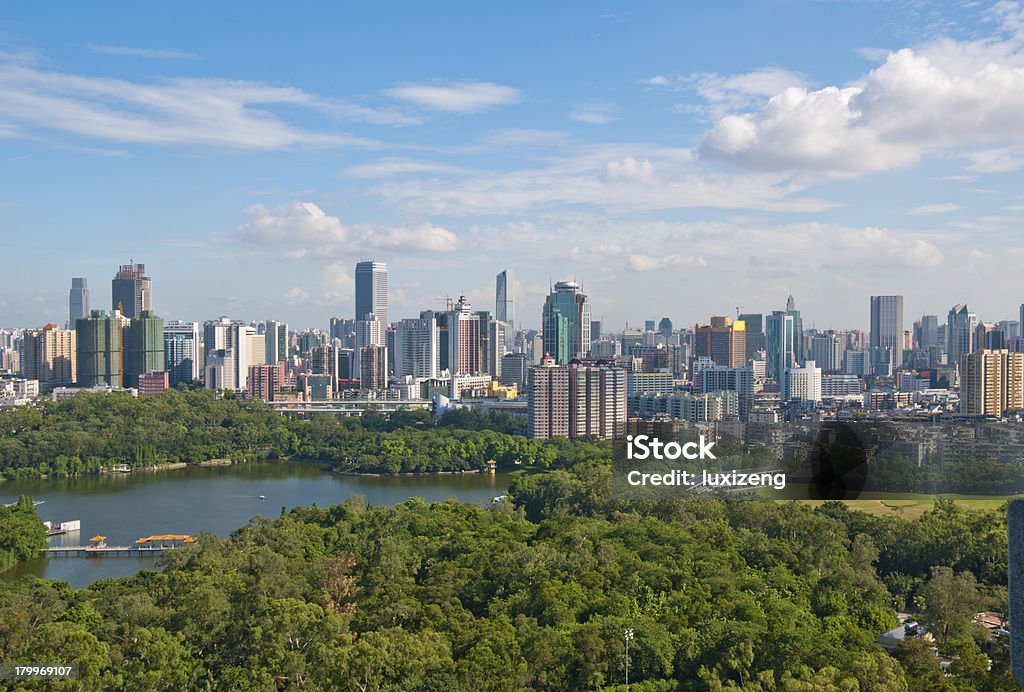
[624,628,634,691]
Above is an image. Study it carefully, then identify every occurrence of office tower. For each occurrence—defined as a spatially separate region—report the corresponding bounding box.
[786,295,805,363]
[111,260,152,319]
[844,349,872,376]
[122,310,164,389]
[69,278,89,327]
[394,312,439,379]
[485,317,506,377]
[355,260,388,326]
[359,345,388,390]
[352,316,384,380]
[701,365,754,419]
[76,310,124,387]
[784,360,822,402]
[448,296,482,375]
[919,315,939,349]
[500,352,530,391]
[541,280,591,364]
[590,320,603,344]
[20,324,76,386]
[764,311,795,381]
[248,362,285,402]
[643,320,655,333]
[869,295,904,376]
[164,321,200,386]
[202,317,252,391]
[960,349,1024,416]
[496,270,515,350]
[629,345,671,373]
[999,320,1021,339]
[737,313,765,362]
[658,317,673,339]
[977,323,1006,351]
[265,320,288,364]
[947,304,978,367]
[811,333,842,373]
[693,316,746,368]
[527,356,626,440]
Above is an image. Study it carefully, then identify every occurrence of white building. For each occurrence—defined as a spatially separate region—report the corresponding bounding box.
[784,360,822,402]
[394,312,439,380]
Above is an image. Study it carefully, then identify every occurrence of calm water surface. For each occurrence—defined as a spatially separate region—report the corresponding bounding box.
[1,461,513,588]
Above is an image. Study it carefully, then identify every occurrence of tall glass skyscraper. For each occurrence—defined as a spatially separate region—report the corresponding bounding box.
[496,270,515,351]
[111,260,152,319]
[765,311,795,382]
[355,260,388,325]
[541,280,591,365]
[164,321,200,386]
[69,278,89,327]
[869,295,904,375]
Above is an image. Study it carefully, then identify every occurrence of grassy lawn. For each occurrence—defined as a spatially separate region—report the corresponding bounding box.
[793,494,1019,519]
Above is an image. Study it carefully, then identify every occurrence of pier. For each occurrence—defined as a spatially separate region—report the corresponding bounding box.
[43,533,196,557]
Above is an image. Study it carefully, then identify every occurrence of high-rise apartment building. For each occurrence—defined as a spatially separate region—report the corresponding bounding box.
[527,355,626,440]
[960,349,1024,417]
[203,317,252,391]
[248,362,286,402]
[164,321,200,386]
[394,312,439,380]
[123,310,164,389]
[111,260,152,319]
[20,324,76,386]
[541,280,591,365]
[359,345,388,391]
[355,260,388,326]
[69,278,89,327]
[693,316,746,368]
[76,310,125,387]
[448,296,482,375]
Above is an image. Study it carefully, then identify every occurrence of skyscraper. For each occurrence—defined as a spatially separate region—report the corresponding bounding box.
[658,317,673,339]
[76,310,124,387]
[948,303,978,368]
[786,295,805,363]
[693,316,746,368]
[738,313,765,362]
[448,296,482,375]
[527,356,626,440]
[264,320,288,364]
[111,260,152,319]
[960,349,1024,417]
[541,280,591,365]
[202,317,252,391]
[164,321,200,386]
[764,311,795,381]
[123,310,164,389]
[394,312,439,379]
[495,269,514,328]
[69,278,89,327]
[869,295,904,376]
[355,260,388,326]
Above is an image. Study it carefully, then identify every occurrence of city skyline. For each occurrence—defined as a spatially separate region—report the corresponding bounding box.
[2,2,1024,328]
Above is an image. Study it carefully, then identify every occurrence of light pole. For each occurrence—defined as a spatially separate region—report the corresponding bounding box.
[624,628,634,691]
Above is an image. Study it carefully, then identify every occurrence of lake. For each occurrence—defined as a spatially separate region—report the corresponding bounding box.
[1,461,514,588]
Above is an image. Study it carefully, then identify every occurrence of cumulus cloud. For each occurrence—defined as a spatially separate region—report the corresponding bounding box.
[601,157,656,184]
[358,222,458,252]
[235,202,347,250]
[386,80,520,113]
[284,286,310,302]
[699,26,1024,176]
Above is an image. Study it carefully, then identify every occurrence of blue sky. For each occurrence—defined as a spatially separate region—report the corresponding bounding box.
[1,1,1023,331]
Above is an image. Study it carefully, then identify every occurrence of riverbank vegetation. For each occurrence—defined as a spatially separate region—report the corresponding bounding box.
[0,495,46,573]
[0,391,549,479]
[0,462,1012,690]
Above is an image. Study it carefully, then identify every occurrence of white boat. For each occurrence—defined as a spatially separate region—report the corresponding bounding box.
[259,495,266,500]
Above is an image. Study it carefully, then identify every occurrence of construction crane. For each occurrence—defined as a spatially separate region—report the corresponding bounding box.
[435,297,454,312]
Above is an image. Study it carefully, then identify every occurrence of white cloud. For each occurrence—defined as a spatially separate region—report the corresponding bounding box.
[342,157,469,179]
[284,286,310,302]
[601,157,656,184]
[905,202,961,215]
[699,26,1024,176]
[235,202,347,253]
[86,44,200,60]
[358,222,458,252]
[0,61,392,149]
[386,80,520,113]
[627,254,708,271]
[568,101,618,124]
